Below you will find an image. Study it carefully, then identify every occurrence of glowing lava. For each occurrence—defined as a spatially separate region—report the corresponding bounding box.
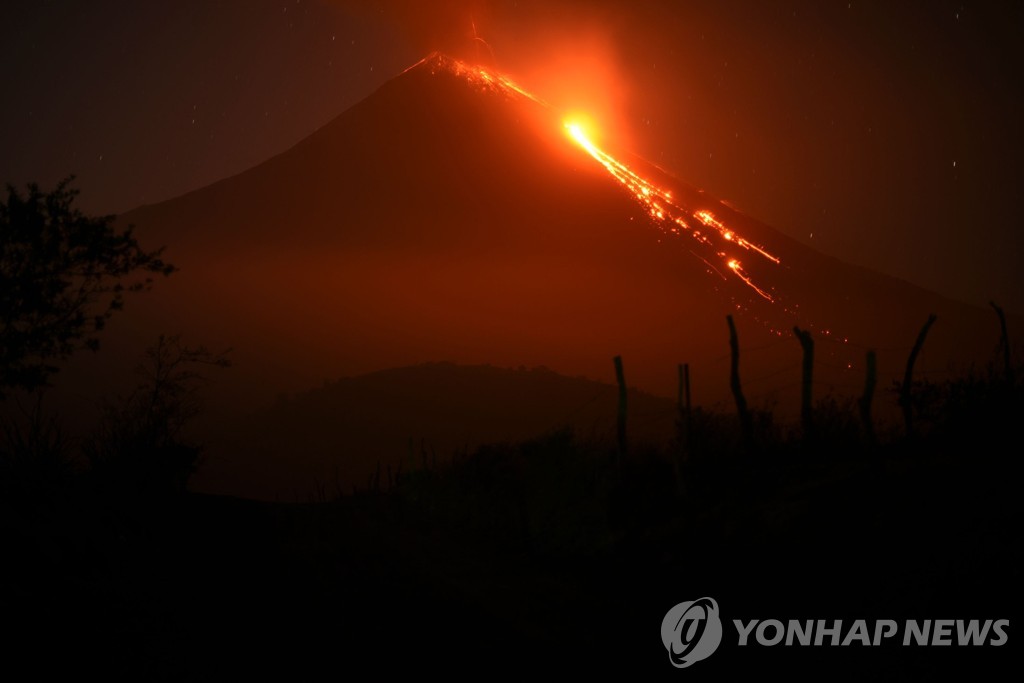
[564,121,781,301]
[415,53,783,304]
[411,52,547,105]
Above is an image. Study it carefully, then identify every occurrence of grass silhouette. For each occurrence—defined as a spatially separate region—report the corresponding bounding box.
[1,351,1020,677]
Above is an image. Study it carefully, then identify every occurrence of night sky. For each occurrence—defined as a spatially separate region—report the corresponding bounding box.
[2,0,1022,313]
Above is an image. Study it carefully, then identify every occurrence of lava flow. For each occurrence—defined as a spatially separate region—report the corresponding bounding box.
[564,122,780,302]
[410,52,547,105]
[421,53,783,303]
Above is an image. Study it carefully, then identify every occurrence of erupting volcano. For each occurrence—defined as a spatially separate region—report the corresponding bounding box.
[563,121,781,302]
[6,6,1021,677]
[415,54,789,309]
[64,51,998,497]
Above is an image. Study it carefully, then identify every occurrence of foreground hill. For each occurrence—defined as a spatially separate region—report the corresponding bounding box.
[196,362,677,500]
[5,372,1020,677]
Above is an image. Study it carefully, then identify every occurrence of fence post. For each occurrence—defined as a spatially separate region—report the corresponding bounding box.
[677,363,685,413]
[859,350,877,445]
[614,355,627,458]
[727,315,752,447]
[900,314,937,438]
[677,362,692,456]
[683,362,692,448]
[991,301,1013,385]
[793,326,815,439]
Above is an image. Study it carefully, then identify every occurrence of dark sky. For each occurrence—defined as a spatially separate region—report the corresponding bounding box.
[2,0,1023,313]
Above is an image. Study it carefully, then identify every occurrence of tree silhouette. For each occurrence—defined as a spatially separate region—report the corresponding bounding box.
[0,176,174,396]
[84,334,230,495]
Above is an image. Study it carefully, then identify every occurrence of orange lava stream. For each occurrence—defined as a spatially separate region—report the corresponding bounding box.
[417,54,782,303]
[564,123,781,302]
[415,52,548,105]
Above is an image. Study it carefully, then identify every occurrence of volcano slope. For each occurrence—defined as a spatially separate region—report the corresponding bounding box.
[45,53,1004,496]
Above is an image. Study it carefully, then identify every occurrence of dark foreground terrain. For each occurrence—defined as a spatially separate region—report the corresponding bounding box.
[2,369,1021,679]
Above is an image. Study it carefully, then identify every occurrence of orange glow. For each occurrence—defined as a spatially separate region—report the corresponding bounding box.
[511,29,636,152]
[424,53,783,305]
[563,120,780,302]
[726,258,774,302]
[696,210,781,264]
[566,123,595,152]
[419,52,547,105]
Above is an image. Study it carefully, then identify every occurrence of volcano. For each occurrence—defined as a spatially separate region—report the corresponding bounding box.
[56,53,1002,496]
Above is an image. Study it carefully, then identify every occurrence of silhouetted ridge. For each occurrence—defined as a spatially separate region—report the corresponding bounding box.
[199,362,676,500]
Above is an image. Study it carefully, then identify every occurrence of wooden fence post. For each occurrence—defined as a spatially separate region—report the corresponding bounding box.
[727,315,753,447]
[991,301,1013,385]
[677,362,692,455]
[859,350,877,444]
[614,355,627,458]
[900,314,937,438]
[793,326,815,438]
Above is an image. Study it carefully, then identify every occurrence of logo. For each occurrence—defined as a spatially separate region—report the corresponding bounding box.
[661,597,723,668]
